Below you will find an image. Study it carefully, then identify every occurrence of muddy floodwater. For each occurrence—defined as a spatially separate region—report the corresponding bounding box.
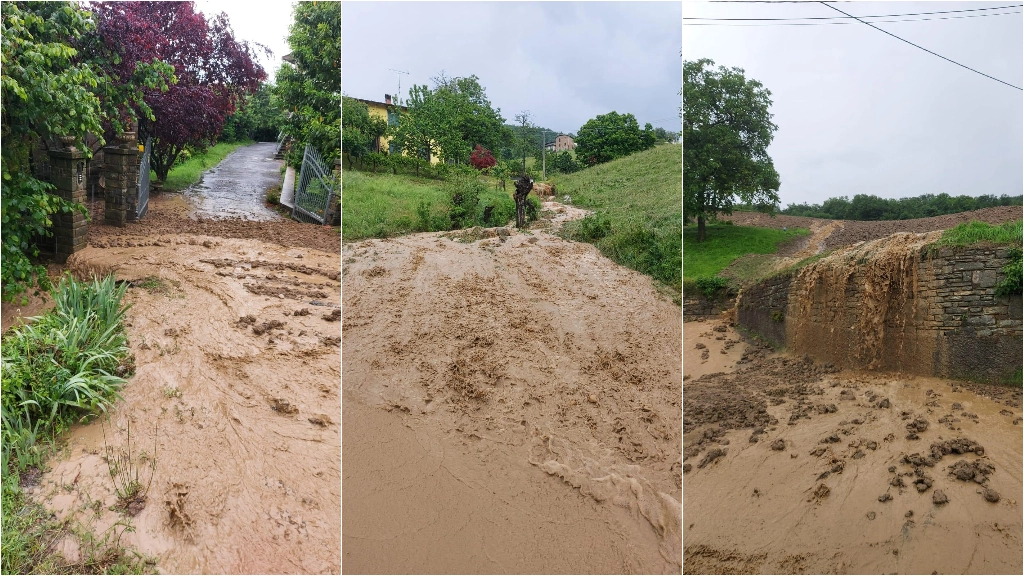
[342,208,683,573]
[683,319,1023,575]
[184,142,284,221]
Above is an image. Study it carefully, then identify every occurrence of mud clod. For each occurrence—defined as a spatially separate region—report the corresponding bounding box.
[253,320,285,335]
[270,398,299,414]
[932,490,949,505]
[983,488,1001,503]
[879,493,893,502]
[322,308,340,322]
[308,414,333,427]
[294,308,311,316]
[877,398,891,409]
[698,448,727,469]
[771,439,786,451]
[948,459,995,484]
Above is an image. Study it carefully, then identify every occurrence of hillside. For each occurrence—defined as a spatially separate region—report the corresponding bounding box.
[552,143,682,294]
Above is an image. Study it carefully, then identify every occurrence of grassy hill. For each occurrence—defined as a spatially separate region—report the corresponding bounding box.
[683,224,808,280]
[552,143,682,297]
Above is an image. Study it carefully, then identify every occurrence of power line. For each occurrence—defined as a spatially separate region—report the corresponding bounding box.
[819,2,1023,91]
[685,4,1021,21]
[685,10,1021,26]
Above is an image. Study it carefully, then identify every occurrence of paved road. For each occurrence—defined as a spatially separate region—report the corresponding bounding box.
[185,141,284,221]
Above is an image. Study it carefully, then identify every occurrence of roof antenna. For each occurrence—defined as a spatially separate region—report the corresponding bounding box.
[388,68,409,102]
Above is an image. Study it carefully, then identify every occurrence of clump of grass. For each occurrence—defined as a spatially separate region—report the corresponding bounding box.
[103,420,157,515]
[553,144,682,294]
[996,248,1022,297]
[266,187,281,205]
[684,223,809,280]
[934,220,1022,247]
[1,274,149,573]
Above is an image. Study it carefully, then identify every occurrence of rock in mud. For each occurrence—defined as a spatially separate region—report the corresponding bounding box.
[932,490,949,505]
[948,459,995,484]
[253,319,285,335]
[877,398,891,409]
[867,511,876,520]
[683,463,692,474]
[866,441,878,450]
[810,446,827,457]
[879,493,893,503]
[695,342,706,349]
[294,307,311,316]
[983,488,1001,503]
[771,439,786,451]
[237,314,257,327]
[852,450,865,459]
[817,404,839,414]
[839,390,856,401]
[749,428,765,443]
[812,484,830,500]
[907,418,929,433]
[270,398,299,414]
[820,434,840,444]
[322,308,340,322]
[913,477,933,492]
[698,448,727,469]
[308,414,333,427]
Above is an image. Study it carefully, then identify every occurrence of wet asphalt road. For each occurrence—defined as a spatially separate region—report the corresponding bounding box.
[185,141,284,221]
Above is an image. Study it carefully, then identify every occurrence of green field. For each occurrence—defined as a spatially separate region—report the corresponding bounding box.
[553,143,682,295]
[152,141,253,191]
[683,223,808,280]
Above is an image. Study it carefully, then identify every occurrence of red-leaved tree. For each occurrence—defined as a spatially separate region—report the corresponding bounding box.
[91,1,268,181]
[469,144,496,171]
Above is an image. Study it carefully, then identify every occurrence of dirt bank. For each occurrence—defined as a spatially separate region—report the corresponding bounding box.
[342,217,682,573]
[724,205,1022,251]
[683,319,1023,575]
[28,234,341,573]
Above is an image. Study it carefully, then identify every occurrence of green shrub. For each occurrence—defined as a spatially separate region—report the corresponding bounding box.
[693,275,728,298]
[266,188,281,205]
[1,275,132,473]
[477,191,516,227]
[996,248,1023,297]
[565,214,613,242]
[444,175,484,229]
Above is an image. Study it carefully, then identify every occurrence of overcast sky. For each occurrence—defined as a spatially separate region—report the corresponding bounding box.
[341,1,682,135]
[684,1,1023,208]
[195,0,296,82]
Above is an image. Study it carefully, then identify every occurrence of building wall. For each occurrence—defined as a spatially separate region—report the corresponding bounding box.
[736,244,1022,383]
[554,135,575,151]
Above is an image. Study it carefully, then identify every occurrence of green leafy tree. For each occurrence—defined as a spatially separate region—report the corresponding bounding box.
[512,111,537,174]
[575,111,655,167]
[551,150,581,174]
[222,83,284,142]
[1,1,172,302]
[684,58,780,241]
[275,1,340,166]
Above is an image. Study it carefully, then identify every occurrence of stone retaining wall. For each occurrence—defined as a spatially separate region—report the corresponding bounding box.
[737,244,1022,383]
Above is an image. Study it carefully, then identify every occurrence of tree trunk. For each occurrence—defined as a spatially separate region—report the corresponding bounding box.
[697,214,706,242]
[514,175,533,228]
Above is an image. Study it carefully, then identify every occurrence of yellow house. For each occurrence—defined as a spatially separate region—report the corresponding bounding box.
[353,94,440,164]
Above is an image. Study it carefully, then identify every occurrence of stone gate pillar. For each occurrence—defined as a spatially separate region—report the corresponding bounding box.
[103,135,139,227]
[48,145,88,263]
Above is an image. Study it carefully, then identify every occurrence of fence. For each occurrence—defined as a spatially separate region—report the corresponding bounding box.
[292,144,337,225]
[274,131,288,159]
[136,136,151,219]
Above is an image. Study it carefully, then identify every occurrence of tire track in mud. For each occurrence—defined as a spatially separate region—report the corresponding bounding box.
[30,237,340,574]
[342,223,682,573]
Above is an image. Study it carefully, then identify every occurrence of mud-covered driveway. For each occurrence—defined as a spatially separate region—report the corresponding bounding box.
[184,142,284,221]
[342,218,683,573]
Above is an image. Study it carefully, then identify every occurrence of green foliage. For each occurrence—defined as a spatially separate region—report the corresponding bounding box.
[770,309,785,322]
[2,275,132,473]
[445,175,485,229]
[550,150,582,174]
[478,192,516,228]
[563,214,613,242]
[693,275,728,298]
[341,96,388,169]
[266,188,281,205]
[684,58,781,242]
[222,84,283,142]
[683,223,808,279]
[782,193,1023,221]
[342,171,451,240]
[553,144,682,293]
[574,111,656,167]
[996,248,1022,297]
[275,2,340,165]
[0,1,172,302]
[934,220,1023,247]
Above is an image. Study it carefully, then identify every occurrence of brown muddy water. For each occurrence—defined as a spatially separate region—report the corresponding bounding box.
[683,319,1023,574]
[29,237,341,573]
[342,217,682,573]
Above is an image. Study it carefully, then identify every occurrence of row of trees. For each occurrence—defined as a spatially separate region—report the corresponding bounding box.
[781,193,1024,221]
[342,71,677,178]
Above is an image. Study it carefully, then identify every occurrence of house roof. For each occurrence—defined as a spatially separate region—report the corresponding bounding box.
[351,97,407,111]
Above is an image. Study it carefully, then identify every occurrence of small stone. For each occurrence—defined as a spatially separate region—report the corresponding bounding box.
[932,490,949,505]
[983,488,1000,503]
[905,510,914,518]
[771,439,786,451]
[867,511,876,520]
[879,493,893,502]
[587,395,597,404]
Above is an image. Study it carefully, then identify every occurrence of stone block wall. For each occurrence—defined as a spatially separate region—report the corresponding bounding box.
[103,146,139,226]
[737,244,1022,383]
[735,274,792,349]
[48,149,89,262]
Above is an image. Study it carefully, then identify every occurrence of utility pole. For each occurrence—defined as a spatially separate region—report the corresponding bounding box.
[542,131,546,180]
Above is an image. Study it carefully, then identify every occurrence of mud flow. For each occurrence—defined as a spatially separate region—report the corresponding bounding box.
[683,319,1023,575]
[343,206,682,574]
[28,217,341,573]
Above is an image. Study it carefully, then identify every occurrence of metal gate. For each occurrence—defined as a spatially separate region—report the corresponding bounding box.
[292,144,337,224]
[136,136,151,219]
